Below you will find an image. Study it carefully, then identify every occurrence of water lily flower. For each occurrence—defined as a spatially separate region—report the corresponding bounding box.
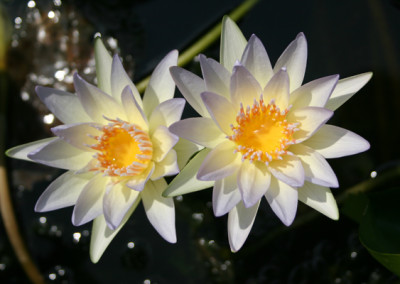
[7,37,185,262]
[165,16,371,252]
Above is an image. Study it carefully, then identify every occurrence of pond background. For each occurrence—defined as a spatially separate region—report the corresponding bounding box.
[1,0,400,283]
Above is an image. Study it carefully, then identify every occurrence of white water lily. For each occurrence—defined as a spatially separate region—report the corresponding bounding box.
[165,16,371,252]
[7,37,185,262]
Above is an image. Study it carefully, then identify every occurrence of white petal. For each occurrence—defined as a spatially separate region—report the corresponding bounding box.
[103,181,140,230]
[230,64,262,109]
[213,174,241,217]
[169,66,209,117]
[6,138,56,162]
[238,161,271,208]
[289,75,339,110]
[35,171,92,212]
[142,178,176,243]
[90,198,140,263]
[94,36,113,95]
[35,86,91,124]
[298,182,339,220]
[263,69,290,109]
[151,149,179,180]
[241,34,273,88]
[199,54,230,98]
[143,50,178,116]
[28,138,93,170]
[268,155,304,187]
[287,106,333,142]
[51,122,101,151]
[111,54,142,105]
[169,118,225,148]
[126,162,155,191]
[326,72,372,111]
[173,138,202,170]
[265,177,298,226]
[197,140,240,181]
[121,86,148,131]
[220,16,247,72]
[228,200,260,252]
[151,125,179,162]
[148,98,185,133]
[302,124,370,158]
[163,149,214,197]
[72,175,109,226]
[201,91,236,135]
[274,33,307,92]
[73,73,125,123]
[290,144,338,188]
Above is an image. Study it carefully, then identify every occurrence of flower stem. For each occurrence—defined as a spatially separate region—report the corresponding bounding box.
[135,0,259,94]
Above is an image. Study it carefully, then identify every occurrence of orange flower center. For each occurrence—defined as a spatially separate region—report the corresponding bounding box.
[91,119,152,176]
[228,95,298,164]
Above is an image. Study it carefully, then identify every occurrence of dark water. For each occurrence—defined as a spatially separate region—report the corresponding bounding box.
[1,0,400,283]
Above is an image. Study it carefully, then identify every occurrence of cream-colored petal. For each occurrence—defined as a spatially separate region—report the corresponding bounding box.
[6,138,56,162]
[201,91,237,135]
[199,54,230,98]
[268,155,304,187]
[148,98,185,133]
[143,50,178,116]
[35,86,91,124]
[51,122,101,151]
[151,150,179,180]
[94,36,112,95]
[162,149,214,197]
[228,200,260,252]
[169,118,225,148]
[220,16,247,72]
[325,72,372,111]
[273,32,307,92]
[173,138,202,170]
[302,124,370,158]
[169,66,209,117]
[197,140,240,181]
[213,174,241,217]
[151,125,179,162]
[121,85,148,131]
[290,144,338,188]
[35,171,93,212]
[263,69,290,109]
[142,178,176,243]
[126,162,155,192]
[298,182,339,220]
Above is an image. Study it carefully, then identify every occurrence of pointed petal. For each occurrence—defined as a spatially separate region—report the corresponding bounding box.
[241,34,273,87]
[265,177,298,226]
[94,36,112,94]
[51,122,101,151]
[151,150,179,180]
[199,54,230,98]
[213,174,241,217]
[169,117,225,148]
[289,75,339,110]
[220,16,247,72]
[74,73,125,123]
[228,200,260,252]
[201,91,236,135]
[151,125,179,162]
[238,161,271,208]
[230,64,262,109]
[290,144,338,188]
[197,140,240,181]
[6,138,56,162]
[143,50,178,116]
[148,98,185,133]
[268,155,304,187]
[169,66,209,117]
[142,178,176,243]
[103,181,140,230]
[274,33,307,92]
[90,198,140,263]
[126,162,155,191]
[111,54,142,105]
[173,138,202,170]
[163,149,214,197]
[298,182,339,220]
[121,85,148,131]
[263,69,290,109]
[326,72,372,111]
[35,171,92,212]
[302,124,370,158]
[28,138,93,170]
[35,86,91,124]
[287,106,333,142]
[72,175,109,226]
